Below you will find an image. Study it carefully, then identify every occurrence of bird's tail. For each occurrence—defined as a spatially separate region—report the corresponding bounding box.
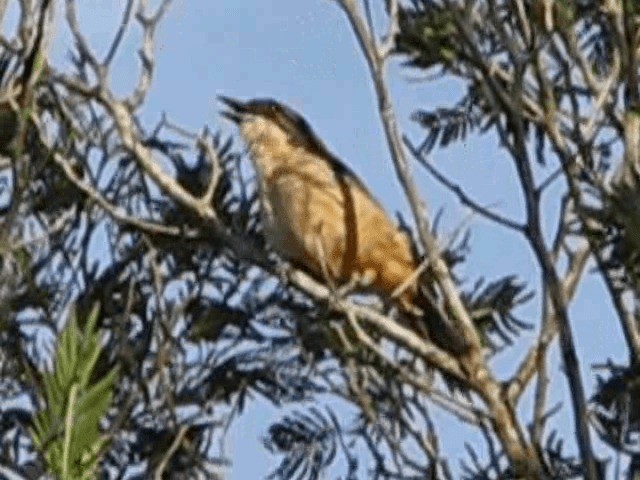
[411,283,470,355]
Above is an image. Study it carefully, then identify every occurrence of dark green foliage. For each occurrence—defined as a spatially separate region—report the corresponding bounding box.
[265,408,357,480]
[592,361,640,454]
[393,0,640,478]
[583,178,640,291]
[395,2,464,70]
[460,429,586,479]
[463,276,534,352]
[411,100,483,155]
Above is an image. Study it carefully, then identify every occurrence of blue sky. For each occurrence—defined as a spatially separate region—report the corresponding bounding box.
[35,0,628,477]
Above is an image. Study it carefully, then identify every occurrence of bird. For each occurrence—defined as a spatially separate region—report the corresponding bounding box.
[219,96,464,353]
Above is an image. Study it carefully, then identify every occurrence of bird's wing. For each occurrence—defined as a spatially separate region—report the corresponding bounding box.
[326,152,386,211]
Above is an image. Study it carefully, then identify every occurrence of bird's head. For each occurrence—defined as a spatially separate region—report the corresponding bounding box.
[219,96,331,159]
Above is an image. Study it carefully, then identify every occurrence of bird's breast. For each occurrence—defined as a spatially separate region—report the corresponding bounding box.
[257,152,343,260]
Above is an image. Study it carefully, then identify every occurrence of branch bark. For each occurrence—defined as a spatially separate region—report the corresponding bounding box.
[334,0,545,476]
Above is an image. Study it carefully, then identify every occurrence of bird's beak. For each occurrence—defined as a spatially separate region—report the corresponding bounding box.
[218,95,246,124]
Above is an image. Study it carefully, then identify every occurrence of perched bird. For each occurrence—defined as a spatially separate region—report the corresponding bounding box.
[220,96,463,352]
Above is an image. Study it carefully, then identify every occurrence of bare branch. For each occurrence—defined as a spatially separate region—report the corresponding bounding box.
[103,0,135,67]
[65,0,103,81]
[334,0,544,476]
[334,0,482,356]
[153,425,189,480]
[507,244,590,404]
[405,137,525,233]
[128,0,173,108]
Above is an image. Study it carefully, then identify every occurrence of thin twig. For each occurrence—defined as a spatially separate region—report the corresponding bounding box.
[406,137,525,232]
[153,425,189,480]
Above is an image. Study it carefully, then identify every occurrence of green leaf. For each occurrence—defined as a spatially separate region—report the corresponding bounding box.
[29,303,118,478]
